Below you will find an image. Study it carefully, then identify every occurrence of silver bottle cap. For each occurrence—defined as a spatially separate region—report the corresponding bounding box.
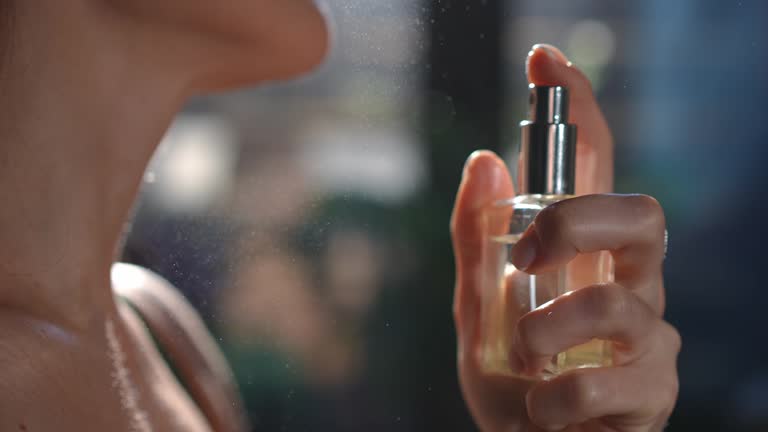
[518,85,577,195]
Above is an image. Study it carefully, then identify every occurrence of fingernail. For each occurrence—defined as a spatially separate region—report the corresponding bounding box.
[511,232,538,271]
[463,150,483,176]
[533,43,570,65]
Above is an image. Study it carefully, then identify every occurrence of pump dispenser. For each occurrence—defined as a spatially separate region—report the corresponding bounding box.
[519,85,577,196]
[479,85,613,378]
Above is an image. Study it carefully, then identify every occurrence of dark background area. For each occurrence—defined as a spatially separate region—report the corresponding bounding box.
[124,0,768,430]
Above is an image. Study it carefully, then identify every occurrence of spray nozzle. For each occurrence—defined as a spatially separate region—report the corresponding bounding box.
[527,84,570,124]
[519,85,578,195]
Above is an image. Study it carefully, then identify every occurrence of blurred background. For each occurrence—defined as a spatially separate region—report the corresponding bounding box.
[122,0,768,430]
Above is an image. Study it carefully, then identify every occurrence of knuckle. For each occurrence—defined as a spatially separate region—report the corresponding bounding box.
[654,372,680,416]
[625,194,666,231]
[582,283,630,321]
[668,374,681,406]
[658,321,682,356]
[667,373,680,403]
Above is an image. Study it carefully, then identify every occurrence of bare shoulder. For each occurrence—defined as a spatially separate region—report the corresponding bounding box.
[111,263,249,432]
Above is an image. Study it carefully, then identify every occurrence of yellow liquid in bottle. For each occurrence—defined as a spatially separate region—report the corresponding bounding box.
[480,196,614,379]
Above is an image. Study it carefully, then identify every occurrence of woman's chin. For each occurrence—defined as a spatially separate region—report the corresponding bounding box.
[182,1,333,90]
[280,2,332,77]
[244,1,331,82]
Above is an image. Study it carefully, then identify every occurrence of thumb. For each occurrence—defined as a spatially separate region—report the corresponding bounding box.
[451,150,514,360]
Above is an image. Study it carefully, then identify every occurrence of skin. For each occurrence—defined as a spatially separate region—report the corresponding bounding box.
[451,45,681,431]
[0,1,678,430]
[0,0,326,431]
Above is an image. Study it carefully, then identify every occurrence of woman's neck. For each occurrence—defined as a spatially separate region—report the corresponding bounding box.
[0,2,193,328]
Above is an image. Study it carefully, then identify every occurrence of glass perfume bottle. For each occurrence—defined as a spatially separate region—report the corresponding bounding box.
[480,85,613,379]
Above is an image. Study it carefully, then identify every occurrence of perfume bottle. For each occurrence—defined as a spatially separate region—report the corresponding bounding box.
[480,85,613,378]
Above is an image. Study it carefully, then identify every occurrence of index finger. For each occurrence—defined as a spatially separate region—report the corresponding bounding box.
[527,44,613,195]
[511,194,667,314]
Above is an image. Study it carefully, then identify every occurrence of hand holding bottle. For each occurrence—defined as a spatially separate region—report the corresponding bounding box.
[451,45,680,431]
